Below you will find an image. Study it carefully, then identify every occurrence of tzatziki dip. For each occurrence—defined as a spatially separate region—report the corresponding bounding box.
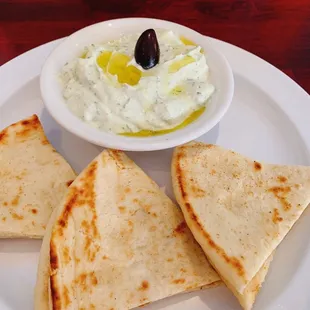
[60,29,215,136]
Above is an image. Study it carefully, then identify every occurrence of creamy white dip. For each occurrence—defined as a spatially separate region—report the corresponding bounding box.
[60,30,215,134]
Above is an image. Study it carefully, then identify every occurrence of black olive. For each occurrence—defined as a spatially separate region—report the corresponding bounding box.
[134,29,160,70]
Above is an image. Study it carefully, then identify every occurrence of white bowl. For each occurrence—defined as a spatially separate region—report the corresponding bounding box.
[40,18,234,151]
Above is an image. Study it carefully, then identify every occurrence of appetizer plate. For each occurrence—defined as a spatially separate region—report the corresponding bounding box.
[1,35,310,310]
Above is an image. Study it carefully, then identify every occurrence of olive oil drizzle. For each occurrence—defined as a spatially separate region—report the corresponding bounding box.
[121,107,205,137]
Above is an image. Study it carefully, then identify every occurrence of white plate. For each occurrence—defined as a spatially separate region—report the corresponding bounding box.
[0,37,310,310]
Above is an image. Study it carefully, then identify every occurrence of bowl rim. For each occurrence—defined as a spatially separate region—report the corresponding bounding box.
[40,17,234,151]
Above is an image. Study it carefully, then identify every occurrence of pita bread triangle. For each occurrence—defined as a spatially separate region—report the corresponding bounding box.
[0,115,76,238]
[172,142,310,309]
[35,149,221,310]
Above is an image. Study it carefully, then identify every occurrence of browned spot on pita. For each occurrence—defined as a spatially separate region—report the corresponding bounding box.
[241,255,245,260]
[84,236,100,262]
[118,206,126,213]
[252,283,261,294]
[102,255,109,260]
[50,275,61,310]
[180,268,187,272]
[91,272,98,285]
[174,221,187,234]
[138,200,152,212]
[268,186,291,211]
[295,184,300,189]
[206,144,215,148]
[138,280,149,291]
[175,151,246,280]
[81,220,91,234]
[3,201,8,206]
[172,278,185,284]
[75,273,88,291]
[75,257,81,264]
[109,292,114,298]
[120,221,134,237]
[200,223,245,277]
[210,169,216,175]
[272,208,283,224]
[125,187,131,193]
[11,213,23,220]
[63,246,70,265]
[254,161,262,171]
[175,151,187,199]
[41,138,49,145]
[84,235,91,251]
[277,176,287,183]
[167,258,174,262]
[149,225,156,232]
[50,239,59,270]
[17,115,41,138]
[0,130,8,143]
[56,189,78,231]
[31,208,37,214]
[90,305,96,310]
[11,186,22,206]
[63,285,71,307]
[177,252,184,258]
[66,179,74,187]
[191,185,206,197]
[21,115,40,127]
[31,221,35,226]
[140,301,150,307]
[109,149,126,169]
[2,217,6,222]
[15,170,27,180]
[11,196,20,206]
[57,161,98,238]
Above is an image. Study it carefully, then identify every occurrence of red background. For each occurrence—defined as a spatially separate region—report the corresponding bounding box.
[0,0,309,93]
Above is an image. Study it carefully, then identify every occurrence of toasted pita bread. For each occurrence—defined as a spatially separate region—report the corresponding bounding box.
[0,115,76,238]
[228,254,273,310]
[35,149,221,310]
[34,206,59,310]
[172,142,310,309]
